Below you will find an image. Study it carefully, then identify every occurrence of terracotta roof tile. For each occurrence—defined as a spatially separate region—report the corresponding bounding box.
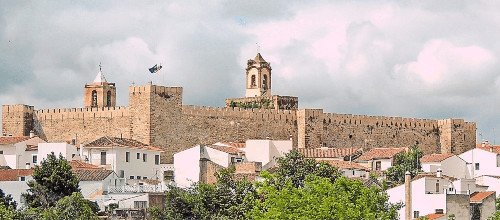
[0,136,32,145]
[70,160,102,170]
[85,136,163,152]
[317,160,370,171]
[476,143,500,154]
[418,213,445,220]
[357,147,406,161]
[25,145,38,151]
[299,148,362,159]
[470,191,495,203]
[420,153,454,163]
[206,145,244,154]
[218,142,246,148]
[73,169,114,181]
[0,169,33,181]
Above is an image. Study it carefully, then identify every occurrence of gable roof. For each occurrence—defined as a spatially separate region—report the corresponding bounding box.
[0,136,32,145]
[70,160,102,170]
[0,169,33,181]
[84,136,163,152]
[357,147,406,161]
[254,53,266,62]
[317,160,370,171]
[476,143,500,154]
[470,191,495,203]
[73,169,114,181]
[420,153,454,163]
[206,145,243,155]
[299,147,362,159]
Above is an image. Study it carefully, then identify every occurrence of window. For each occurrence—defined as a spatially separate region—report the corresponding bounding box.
[0,150,3,154]
[143,153,147,162]
[32,155,37,164]
[106,91,112,107]
[155,155,160,165]
[250,75,256,86]
[130,176,134,179]
[143,177,147,180]
[119,170,125,178]
[413,211,419,218]
[20,176,25,181]
[137,176,141,179]
[435,182,440,193]
[100,151,107,165]
[352,170,355,176]
[137,153,140,159]
[475,163,480,170]
[134,201,147,209]
[375,161,382,171]
[91,90,98,107]
[71,154,75,158]
[262,75,268,90]
[126,152,130,162]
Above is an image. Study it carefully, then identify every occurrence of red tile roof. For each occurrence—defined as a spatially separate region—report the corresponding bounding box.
[0,169,33,181]
[418,213,445,220]
[470,191,495,203]
[299,147,362,159]
[84,136,163,152]
[70,160,102,170]
[357,147,406,161]
[420,153,454,163]
[218,142,246,148]
[73,169,114,181]
[206,145,244,154]
[476,143,500,154]
[0,136,32,145]
[25,145,38,151]
[317,160,370,171]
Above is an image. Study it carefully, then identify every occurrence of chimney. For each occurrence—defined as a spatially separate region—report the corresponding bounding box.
[405,171,412,220]
[29,130,35,138]
[436,168,442,178]
[25,162,30,169]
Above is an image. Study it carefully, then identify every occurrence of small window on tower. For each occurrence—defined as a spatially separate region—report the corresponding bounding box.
[91,90,98,107]
[251,75,256,87]
[106,91,112,107]
[263,75,268,90]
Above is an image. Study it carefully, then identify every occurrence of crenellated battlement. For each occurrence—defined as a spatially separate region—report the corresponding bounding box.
[322,112,439,129]
[182,105,297,121]
[34,106,129,121]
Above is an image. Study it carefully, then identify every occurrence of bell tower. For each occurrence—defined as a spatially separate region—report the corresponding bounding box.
[245,53,272,97]
[84,64,116,108]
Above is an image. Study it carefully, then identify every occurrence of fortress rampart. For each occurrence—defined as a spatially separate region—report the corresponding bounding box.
[2,84,476,163]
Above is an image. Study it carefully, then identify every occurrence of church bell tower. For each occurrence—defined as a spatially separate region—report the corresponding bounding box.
[245,53,272,97]
[84,64,116,108]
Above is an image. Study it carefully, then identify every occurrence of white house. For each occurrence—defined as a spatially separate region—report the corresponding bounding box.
[318,160,369,179]
[38,142,80,163]
[215,139,293,169]
[420,153,470,179]
[475,175,500,198]
[81,136,163,182]
[174,144,245,188]
[387,172,472,220]
[356,147,406,171]
[0,169,33,207]
[0,136,46,169]
[459,143,500,178]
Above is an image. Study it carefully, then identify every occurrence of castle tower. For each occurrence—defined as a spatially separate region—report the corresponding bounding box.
[245,53,272,97]
[83,65,116,108]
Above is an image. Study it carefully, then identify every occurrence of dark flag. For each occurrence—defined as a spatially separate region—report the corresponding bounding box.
[149,64,162,73]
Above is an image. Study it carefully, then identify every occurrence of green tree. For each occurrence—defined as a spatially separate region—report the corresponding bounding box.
[249,175,401,220]
[0,202,16,220]
[22,152,80,208]
[0,189,16,210]
[273,150,340,188]
[385,145,423,185]
[42,192,98,220]
[150,166,257,220]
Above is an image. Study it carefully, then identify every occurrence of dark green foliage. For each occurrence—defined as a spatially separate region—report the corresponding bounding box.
[41,192,99,220]
[150,166,257,220]
[22,152,80,208]
[385,145,423,185]
[0,188,16,210]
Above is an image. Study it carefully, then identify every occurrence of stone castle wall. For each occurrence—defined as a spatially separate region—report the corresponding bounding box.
[1,84,476,162]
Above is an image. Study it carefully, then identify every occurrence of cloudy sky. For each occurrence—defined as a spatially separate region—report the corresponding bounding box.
[1,1,499,142]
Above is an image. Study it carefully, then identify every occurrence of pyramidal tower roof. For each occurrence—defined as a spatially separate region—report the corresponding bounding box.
[93,65,107,83]
[254,53,266,63]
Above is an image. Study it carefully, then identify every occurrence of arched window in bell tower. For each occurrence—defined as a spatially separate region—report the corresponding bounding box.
[91,90,98,107]
[106,91,112,107]
[251,75,256,87]
[262,75,268,90]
